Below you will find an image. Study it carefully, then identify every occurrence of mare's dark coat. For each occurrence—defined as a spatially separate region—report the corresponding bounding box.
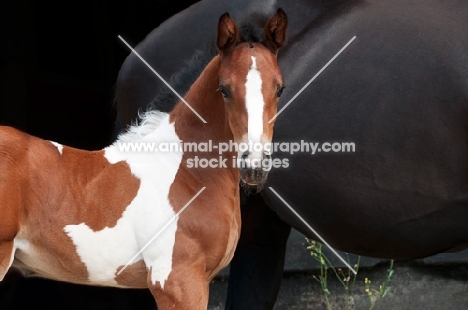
[115,0,468,308]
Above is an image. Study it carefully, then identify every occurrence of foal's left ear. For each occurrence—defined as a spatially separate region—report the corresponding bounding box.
[217,13,240,55]
[263,8,288,54]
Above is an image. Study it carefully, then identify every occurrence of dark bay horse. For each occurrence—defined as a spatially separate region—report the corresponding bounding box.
[0,10,287,309]
[115,0,468,308]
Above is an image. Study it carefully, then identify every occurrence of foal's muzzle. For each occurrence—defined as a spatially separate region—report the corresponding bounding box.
[238,151,272,186]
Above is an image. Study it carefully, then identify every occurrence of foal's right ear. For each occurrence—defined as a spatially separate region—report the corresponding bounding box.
[263,8,288,54]
[217,13,240,55]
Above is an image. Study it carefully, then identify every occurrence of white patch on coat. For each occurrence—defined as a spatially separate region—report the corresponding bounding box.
[50,141,63,154]
[64,112,183,289]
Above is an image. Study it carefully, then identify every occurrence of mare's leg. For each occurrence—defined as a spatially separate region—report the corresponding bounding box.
[226,193,291,310]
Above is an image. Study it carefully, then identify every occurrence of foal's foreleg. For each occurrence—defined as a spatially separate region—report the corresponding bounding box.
[0,200,19,281]
[0,167,21,282]
[0,241,15,281]
[148,261,209,310]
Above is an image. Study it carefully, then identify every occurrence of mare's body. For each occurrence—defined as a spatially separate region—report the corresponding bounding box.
[115,0,468,308]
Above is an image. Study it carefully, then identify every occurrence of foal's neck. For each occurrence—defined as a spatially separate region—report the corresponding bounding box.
[169,55,231,143]
[168,54,238,177]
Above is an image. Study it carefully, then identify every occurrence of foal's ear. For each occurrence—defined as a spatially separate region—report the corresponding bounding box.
[263,8,288,54]
[217,13,240,55]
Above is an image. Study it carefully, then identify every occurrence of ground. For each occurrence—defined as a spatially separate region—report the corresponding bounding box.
[208,230,468,309]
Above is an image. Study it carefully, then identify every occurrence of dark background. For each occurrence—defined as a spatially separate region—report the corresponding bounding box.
[0,0,199,150]
[0,1,199,308]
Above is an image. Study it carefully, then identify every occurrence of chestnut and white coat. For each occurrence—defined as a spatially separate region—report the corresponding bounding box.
[0,9,287,309]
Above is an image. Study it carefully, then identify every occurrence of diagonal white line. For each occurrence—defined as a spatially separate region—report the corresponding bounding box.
[268,187,357,275]
[117,186,206,275]
[118,35,207,124]
[268,36,357,123]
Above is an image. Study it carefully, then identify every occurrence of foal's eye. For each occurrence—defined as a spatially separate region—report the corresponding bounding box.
[276,86,285,98]
[218,86,231,99]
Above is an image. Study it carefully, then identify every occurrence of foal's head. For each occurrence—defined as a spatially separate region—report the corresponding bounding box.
[217,9,287,186]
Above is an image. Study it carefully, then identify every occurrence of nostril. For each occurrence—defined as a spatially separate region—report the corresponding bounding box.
[241,151,251,160]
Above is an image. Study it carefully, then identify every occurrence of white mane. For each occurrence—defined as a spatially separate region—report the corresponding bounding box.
[116,110,168,143]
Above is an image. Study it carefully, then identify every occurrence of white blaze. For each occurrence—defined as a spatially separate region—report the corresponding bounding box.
[244,56,265,165]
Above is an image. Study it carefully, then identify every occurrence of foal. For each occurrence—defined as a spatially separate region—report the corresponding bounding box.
[0,9,287,309]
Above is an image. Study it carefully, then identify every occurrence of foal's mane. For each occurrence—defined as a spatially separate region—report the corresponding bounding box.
[116,110,167,142]
[146,13,269,115]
